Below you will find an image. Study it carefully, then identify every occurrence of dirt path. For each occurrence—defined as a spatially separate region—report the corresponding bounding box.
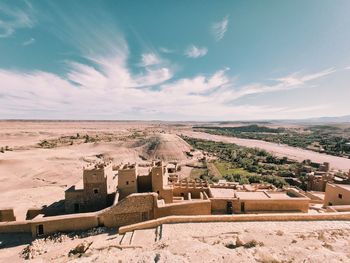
[180,131,350,172]
[207,162,222,178]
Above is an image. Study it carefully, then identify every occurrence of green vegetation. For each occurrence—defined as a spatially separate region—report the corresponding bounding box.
[213,162,255,177]
[182,136,292,188]
[195,124,350,158]
[37,133,102,148]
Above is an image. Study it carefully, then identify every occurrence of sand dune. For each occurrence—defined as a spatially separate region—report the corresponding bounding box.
[142,133,192,161]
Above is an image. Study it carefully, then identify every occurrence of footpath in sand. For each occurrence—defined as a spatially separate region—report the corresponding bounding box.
[181,131,350,172]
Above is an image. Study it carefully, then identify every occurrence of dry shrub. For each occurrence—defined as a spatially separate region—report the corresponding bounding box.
[276,230,284,236]
[322,242,333,251]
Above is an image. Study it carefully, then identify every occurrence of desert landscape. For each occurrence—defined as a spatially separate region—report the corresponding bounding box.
[1,120,350,262]
[2,1,350,262]
[2,121,350,220]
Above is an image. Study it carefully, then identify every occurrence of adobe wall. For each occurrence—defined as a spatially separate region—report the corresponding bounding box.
[99,193,156,228]
[324,184,350,206]
[83,166,109,209]
[118,212,350,234]
[158,188,173,204]
[0,221,32,233]
[239,199,309,213]
[30,213,98,237]
[0,213,98,237]
[155,200,211,218]
[173,187,210,199]
[118,168,138,200]
[65,190,85,213]
[210,198,238,214]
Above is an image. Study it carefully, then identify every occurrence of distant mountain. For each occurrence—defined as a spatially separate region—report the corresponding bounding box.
[276,115,350,124]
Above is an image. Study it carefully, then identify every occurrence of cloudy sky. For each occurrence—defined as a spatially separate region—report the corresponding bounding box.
[1,0,350,121]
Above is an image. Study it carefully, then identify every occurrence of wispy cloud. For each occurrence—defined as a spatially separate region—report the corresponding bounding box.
[0,62,337,120]
[222,68,336,102]
[0,2,35,38]
[0,5,339,121]
[140,52,162,67]
[159,47,174,54]
[22,37,35,46]
[212,15,229,41]
[185,45,208,58]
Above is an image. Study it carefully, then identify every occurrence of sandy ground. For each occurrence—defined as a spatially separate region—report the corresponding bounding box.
[181,130,350,172]
[1,121,350,262]
[1,121,350,219]
[0,121,193,220]
[1,220,350,262]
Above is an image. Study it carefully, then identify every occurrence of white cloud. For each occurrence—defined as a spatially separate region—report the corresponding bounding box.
[0,28,338,122]
[22,37,35,46]
[140,53,162,67]
[212,15,229,41]
[0,2,35,38]
[159,47,174,54]
[185,45,208,58]
[228,68,336,101]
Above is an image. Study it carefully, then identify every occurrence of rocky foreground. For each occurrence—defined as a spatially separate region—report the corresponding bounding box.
[1,221,350,262]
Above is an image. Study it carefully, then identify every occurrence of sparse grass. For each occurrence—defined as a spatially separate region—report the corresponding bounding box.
[214,161,255,177]
[190,168,208,180]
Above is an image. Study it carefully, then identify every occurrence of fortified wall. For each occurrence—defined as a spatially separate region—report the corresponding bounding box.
[0,160,319,238]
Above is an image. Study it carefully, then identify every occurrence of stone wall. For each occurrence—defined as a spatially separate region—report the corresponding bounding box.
[99,193,156,228]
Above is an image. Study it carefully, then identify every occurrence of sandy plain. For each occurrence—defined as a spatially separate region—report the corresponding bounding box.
[1,121,350,262]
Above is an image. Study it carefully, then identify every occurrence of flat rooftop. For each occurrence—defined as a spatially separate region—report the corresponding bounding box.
[210,187,301,200]
[236,191,270,200]
[210,188,236,198]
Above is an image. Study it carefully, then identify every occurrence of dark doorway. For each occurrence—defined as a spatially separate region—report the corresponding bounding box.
[240,202,245,213]
[74,203,80,213]
[36,224,44,236]
[226,201,233,214]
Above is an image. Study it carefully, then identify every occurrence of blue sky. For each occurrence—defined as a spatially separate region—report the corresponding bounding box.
[1,0,350,120]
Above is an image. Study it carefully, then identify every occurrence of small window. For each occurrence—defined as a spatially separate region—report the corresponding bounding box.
[338,194,343,199]
[126,181,129,185]
[36,224,44,236]
[93,188,99,194]
[74,203,80,212]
